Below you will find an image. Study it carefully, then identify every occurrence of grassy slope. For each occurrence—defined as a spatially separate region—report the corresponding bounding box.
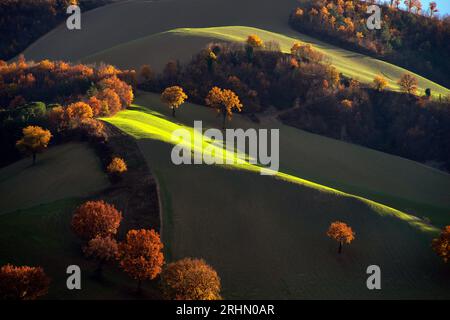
[106,92,450,228]
[0,199,160,299]
[104,92,450,299]
[85,26,449,96]
[0,142,109,215]
[22,0,449,96]
[0,143,152,299]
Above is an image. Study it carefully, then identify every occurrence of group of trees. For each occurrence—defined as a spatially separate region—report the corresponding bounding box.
[289,0,450,86]
[281,75,450,171]
[160,85,243,128]
[141,36,341,115]
[0,58,135,166]
[139,37,450,171]
[70,200,221,299]
[0,0,112,60]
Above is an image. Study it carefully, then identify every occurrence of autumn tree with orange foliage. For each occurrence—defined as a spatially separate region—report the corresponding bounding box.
[107,157,127,181]
[161,86,188,117]
[160,258,221,300]
[84,236,119,277]
[340,99,353,109]
[66,102,93,126]
[373,75,389,92]
[16,125,52,165]
[119,229,164,291]
[48,105,67,132]
[88,96,108,117]
[0,264,50,300]
[71,200,122,241]
[139,65,154,82]
[246,35,264,61]
[205,87,243,129]
[99,76,134,107]
[79,118,107,141]
[398,73,418,95]
[432,225,450,263]
[327,221,355,254]
[291,42,324,63]
[96,88,122,116]
[246,35,264,48]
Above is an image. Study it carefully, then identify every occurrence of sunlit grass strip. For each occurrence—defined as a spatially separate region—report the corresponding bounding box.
[103,106,439,234]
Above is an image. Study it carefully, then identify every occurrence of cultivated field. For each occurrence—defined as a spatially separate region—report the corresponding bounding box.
[103,92,450,299]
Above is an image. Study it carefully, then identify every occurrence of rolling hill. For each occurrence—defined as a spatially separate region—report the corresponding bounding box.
[9,0,450,299]
[0,143,144,299]
[22,0,449,96]
[84,26,449,96]
[103,91,450,299]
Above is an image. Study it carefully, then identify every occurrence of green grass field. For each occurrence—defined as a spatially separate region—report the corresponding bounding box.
[0,198,160,299]
[0,143,158,299]
[0,142,109,215]
[103,91,450,299]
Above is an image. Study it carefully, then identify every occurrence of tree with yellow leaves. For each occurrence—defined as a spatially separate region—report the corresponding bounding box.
[205,87,243,129]
[119,229,164,292]
[398,73,418,95]
[373,74,388,92]
[327,221,355,254]
[246,35,264,61]
[107,157,128,177]
[16,125,52,165]
[432,225,449,263]
[66,101,93,125]
[160,258,221,300]
[246,34,264,48]
[356,32,364,44]
[293,7,304,17]
[291,42,324,63]
[161,86,188,117]
[340,99,353,109]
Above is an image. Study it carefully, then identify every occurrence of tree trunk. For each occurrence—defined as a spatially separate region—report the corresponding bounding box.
[338,241,343,254]
[172,107,176,118]
[136,279,142,293]
[95,261,104,278]
[32,152,36,165]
